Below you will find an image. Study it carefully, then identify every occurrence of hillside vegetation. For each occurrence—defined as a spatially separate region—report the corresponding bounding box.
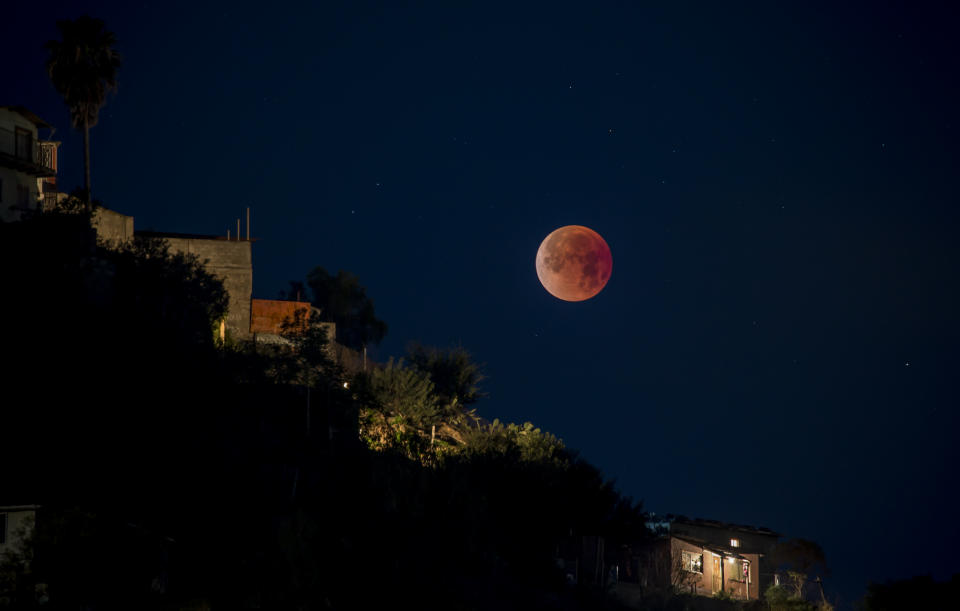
[0,210,647,610]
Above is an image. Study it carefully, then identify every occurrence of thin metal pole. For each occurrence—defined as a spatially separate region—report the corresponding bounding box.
[246,207,250,241]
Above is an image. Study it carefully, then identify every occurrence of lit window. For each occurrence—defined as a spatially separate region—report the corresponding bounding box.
[681,550,703,573]
[730,538,740,548]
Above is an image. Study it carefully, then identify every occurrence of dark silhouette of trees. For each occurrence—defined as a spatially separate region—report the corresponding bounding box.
[45,16,121,207]
[297,267,387,351]
[1,216,647,610]
[861,574,960,610]
[407,342,486,411]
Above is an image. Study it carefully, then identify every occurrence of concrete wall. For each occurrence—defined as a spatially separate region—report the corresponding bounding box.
[159,236,253,339]
[93,208,134,246]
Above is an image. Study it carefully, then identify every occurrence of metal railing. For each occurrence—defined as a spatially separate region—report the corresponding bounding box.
[0,127,55,171]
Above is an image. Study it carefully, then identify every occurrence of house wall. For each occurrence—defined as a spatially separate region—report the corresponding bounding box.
[0,167,40,222]
[745,552,761,600]
[646,537,761,601]
[672,537,712,596]
[0,107,39,137]
[0,108,42,222]
[670,521,778,595]
[160,237,253,339]
[671,521,778,555]
[0,508,36,556]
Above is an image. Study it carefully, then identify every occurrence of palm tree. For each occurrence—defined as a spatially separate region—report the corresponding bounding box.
[45,16,121,209]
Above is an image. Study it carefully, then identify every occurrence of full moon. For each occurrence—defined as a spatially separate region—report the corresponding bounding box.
[535,225,612,302]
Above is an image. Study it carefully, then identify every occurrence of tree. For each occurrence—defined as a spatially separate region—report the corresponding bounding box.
[861,574,960,611]
[108,236,229,347]
[45,16,122,208]
[407,343,486,412]
[302,267,387,351]
[363,358,439,428]
[766,539,832,611]
[275,307,345,389]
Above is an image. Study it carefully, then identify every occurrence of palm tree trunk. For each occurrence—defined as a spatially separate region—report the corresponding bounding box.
[83,116,91,211]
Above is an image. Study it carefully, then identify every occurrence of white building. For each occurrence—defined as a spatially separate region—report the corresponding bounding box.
[0,105,59,222]
[0,505,38,559]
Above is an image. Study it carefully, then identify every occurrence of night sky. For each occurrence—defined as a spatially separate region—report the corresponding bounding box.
[5,1,959,605]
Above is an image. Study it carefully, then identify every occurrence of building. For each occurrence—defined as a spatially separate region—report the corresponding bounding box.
[0,505,38,559]
[628,515,781,601]
[0,106,58,222]
[250,298,319,344]
[137,230,254,340]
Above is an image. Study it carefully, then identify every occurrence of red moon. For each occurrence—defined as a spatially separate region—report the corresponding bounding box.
[535,225,612,301]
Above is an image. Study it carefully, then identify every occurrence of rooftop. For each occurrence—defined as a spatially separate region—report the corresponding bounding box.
[0,105,52,128]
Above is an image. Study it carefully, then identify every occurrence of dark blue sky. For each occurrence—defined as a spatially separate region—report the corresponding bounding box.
[5,1,959,605]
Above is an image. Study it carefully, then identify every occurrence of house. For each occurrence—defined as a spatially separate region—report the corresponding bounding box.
[0,505,38,559]
[0,106,58,222]
[1,104,134,243]
[627,515,781,601]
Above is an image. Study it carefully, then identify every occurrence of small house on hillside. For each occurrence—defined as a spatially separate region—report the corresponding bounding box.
[618,515,780,602]
[637,533,761,600]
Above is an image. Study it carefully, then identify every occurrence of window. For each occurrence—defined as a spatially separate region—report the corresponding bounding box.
[681,550,703,573]
[730,538,740,548]
[14,128,33,161]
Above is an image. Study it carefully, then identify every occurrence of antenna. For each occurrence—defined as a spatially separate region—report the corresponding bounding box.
[246,207,250,241]
[236,218,240,241]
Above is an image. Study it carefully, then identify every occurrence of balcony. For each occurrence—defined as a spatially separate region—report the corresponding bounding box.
[0,127,56,177]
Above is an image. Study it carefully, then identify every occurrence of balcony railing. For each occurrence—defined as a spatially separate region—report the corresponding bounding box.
[0,127,56,176]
